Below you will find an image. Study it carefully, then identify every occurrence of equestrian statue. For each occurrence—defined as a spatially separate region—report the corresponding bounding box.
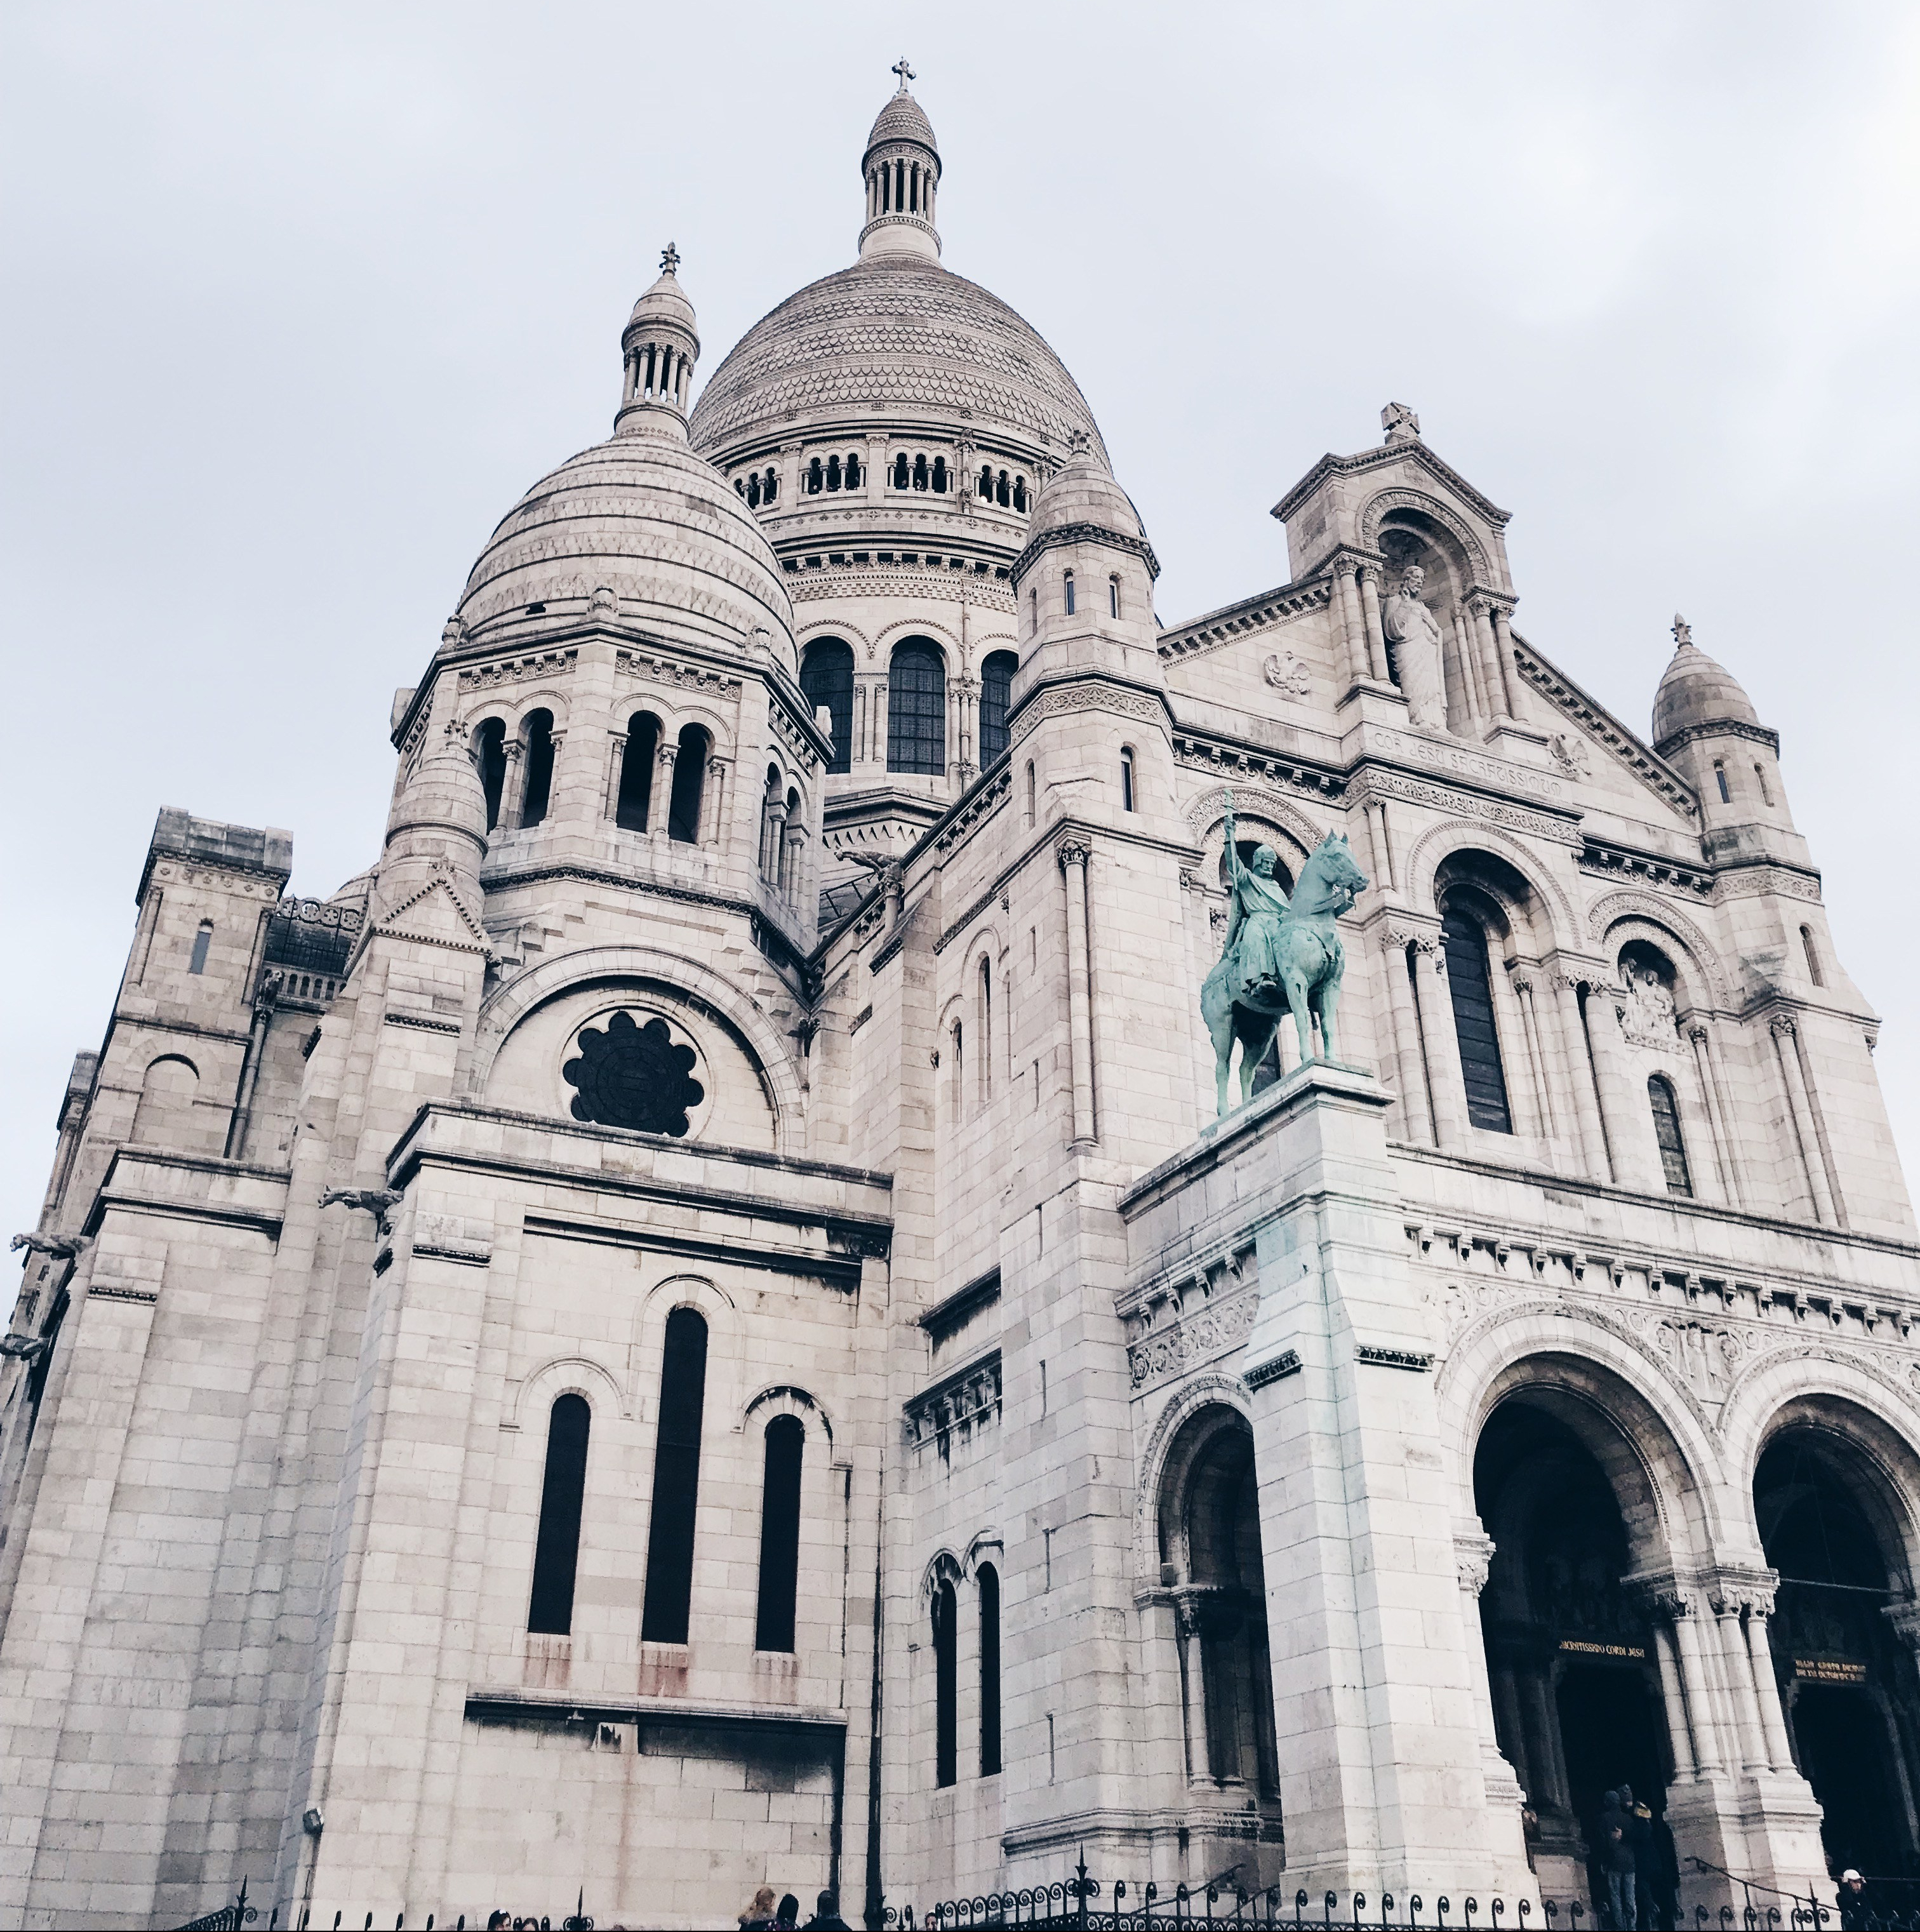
[1200,794,1369,1116]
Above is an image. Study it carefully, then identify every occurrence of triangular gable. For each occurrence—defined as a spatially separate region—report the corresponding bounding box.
[364,874,492,955]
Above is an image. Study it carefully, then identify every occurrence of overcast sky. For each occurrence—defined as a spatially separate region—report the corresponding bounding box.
[4,2,1917,1240]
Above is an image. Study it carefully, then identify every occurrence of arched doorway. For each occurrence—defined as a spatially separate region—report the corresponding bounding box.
[1474,1395,1676,1907]
[1756,1423,1920,1879]
[1156,1404,1283,1887]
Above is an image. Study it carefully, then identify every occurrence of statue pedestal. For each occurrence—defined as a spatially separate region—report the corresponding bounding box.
[1124,1060,1534,1898]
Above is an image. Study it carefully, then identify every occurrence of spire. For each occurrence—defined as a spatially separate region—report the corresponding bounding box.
[860,62,942,263]
[615,244,700,439]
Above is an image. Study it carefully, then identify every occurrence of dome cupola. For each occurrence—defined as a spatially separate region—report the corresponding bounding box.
[1651,613,1761,752]
[1014,430,1159,587]
[859,60,942,263]
[615,244,700,437]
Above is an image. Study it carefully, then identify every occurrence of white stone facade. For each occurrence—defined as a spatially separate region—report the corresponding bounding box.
[3,74,1919,1932]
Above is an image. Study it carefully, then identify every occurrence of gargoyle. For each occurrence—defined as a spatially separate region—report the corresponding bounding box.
[318,1189,405,1237]
[10,1232,91,1262]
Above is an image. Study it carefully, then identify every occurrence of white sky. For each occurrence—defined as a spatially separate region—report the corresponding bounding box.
[4,2,1917,1241]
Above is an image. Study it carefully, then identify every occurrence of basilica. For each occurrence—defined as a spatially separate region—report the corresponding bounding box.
[3,68,1918,1932]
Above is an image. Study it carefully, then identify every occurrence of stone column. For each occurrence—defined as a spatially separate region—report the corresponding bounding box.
[1059,841,1096,1146]
[1651,1622,1698,1777]
[700,756,728,848]
[1451,604,1490,731]
[1745,1601,1794,1771]
[875,677,890,773]
[1364,800,1396,891]
[1470,597,1512,726]
[1177,1595,1212,1782]
[653,741,679,849]
[1455,1528,1528,1809]
[1688,1023,1743,1208]
[1381,931,1435,1146]
[1410,936,1470,1148]
[1519,1663,1571,1813]
[1552,973,1611,1183]
[498,739,527,829]
[1770,1016,1837,1226]
[1669,1597,1725,1773]
[1486,953,1542,1138]
[1357,564,1390,683]
[1490,603,1530,722]
[1714,1588,1770,1771]
[1332,559,1369,692]
[1511,973,1561,1146]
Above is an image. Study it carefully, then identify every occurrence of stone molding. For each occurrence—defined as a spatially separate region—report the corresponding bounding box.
[1655,717,1781,758]
[1358,484,1495,581]
[1714,860,1823,907]
[1157,582,1328,667]
[1354,771,1581,851]
[1585,893,1733,1005]
[1170,731,1345,801]
[459,649,579,694]
[788,566,1016,613]
[1126,1285,1258,1392]
[613,647,743,700]
[1578,839,1716,898]
[1010,519,1160,585]
[904,1349,1002,1456]
[1244,1350,1302,1390]
[1513,639,1699,822]
[1182,782,1328,862]
[1008,676,1169,749]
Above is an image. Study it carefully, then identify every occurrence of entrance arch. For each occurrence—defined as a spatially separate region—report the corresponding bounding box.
[1756,1411,1920,1879]
[1472,1381,1688,1910]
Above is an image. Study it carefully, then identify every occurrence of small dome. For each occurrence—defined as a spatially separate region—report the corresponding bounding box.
[1027,441,1147,545]
[454,434,795,669]
[1651,618,1761,749]
[628,262,697,336]
[865,89,937,163]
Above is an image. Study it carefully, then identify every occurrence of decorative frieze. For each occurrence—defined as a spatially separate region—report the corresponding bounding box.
[1171,733,1345,799]
[1355,724,1568,804]
[904,1350,1002,1457]
[1126,1285,1258,1391]
[613,648,742,699]
[459,649,578,693]
[1345,767,1579,846]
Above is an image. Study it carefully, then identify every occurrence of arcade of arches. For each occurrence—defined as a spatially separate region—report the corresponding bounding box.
[1469,1375,1920,1895]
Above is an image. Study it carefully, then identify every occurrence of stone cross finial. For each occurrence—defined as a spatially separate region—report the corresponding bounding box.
[892,57,915,91]
[1382,401,1421,443]
[1672,613,1692,649]
[659,241,681,276]
[1068,427,1091,457]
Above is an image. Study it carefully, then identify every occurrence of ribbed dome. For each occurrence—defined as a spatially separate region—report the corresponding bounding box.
[1652,630,1761,749]
[688,260,1107,463]
[628,264,697,336]
[453,433,795,668]
[866,90,937,160]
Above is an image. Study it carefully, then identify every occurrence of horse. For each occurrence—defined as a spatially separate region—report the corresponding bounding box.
[1201,830,1369,1116]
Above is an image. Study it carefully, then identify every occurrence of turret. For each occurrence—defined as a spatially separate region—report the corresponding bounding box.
[1651,615,1801,854]
[614,244,700,438]
[371,669,489,928]
[858,59,941,262]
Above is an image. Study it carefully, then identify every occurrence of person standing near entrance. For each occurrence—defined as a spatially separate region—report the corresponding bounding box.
[1599,1787,1644,1929]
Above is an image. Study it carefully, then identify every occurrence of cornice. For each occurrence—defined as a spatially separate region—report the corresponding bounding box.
[1156,579,1330,665]
[1010,519,1160,585]
[1272,438,1512,528]
[1170,728,1347,801]
[1655,717,1780,758]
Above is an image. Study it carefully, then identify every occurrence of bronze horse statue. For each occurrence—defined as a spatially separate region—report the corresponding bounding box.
[1201,803,1369,1116]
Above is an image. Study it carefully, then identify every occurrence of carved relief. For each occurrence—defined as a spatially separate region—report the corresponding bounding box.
[1262,650,1313,700]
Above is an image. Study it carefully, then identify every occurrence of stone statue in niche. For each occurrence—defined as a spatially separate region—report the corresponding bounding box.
[1619,963,1678,1049]
[1380,565,1450,733]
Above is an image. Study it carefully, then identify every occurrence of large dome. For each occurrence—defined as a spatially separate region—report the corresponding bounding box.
[688,258,1109,465]
[453,429,794,666]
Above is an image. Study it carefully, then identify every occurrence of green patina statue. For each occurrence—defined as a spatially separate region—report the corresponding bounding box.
[1201,792,1369,1115]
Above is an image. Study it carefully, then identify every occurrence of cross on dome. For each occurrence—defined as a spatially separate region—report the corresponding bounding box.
[660,241,681,276]
[892,57,915,91]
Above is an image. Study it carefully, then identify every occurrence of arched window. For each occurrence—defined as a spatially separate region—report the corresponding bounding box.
[737,475,749,500]
[519,710,556,828]
[189,919,213,975]
[1801,924,1825,987]
[1109,576,1121,619]
[1754,762,1773,806]
[932,1578,958,1788]
[615,713,659,831]
[641,1307,709,1644]
[1648,1076,1692,1196]
[978,650,1017,766]
[1012,476,1027,511]
[845,452,861,489]
[1120,747,1136,812]
[894,453,910,490]
[978,956,993,1104]
[807,457,823,495]
[760,764,783,878]
[668,724,709,843]
[763,466,778,503]
[950,1020,964,1123]
[1441,906,1512,1133]
[132,1055,199,1145]
[528,1393,590,1635]
[753,1415,804,1653]
[826,455,842,492]
[476,717,507,831]
[746,474,761,507]
[887,640,946,775]
[1025,761,1037,828]
[780,786,802,893]
[978,1563,1002,1776]
[1063,571,1076,616]
[997,470,1011,508]
[978,464,992,498]
[931,456,947,493]
[1714,759,1731,803]
[801,640,855,776]
[913,453,929,491]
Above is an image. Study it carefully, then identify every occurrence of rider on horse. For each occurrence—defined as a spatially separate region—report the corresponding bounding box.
[1220,803,1292,1008]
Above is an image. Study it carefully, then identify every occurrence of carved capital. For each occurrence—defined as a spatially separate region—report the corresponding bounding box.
[1057,839,1091,872]
[1454,1529,1496,1597]
[1883,1600,1920,1653]
[1770,1013,1798,1040]
[657,743,679,769]
[1687,1023,1711,1047]
[1508,967,1537,997]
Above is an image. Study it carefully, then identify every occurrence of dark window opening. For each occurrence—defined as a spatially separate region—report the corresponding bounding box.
[1801,925,1825,987]
[763,467,778,503]
[997,470,1011,508]
[188,920,213,975]
[845,452,861,489]
[807,457,823,495]
[669,725,709,843]
[1714,760,1731,804]
[978,651,1017,766]
[745,474,760,507]
[641,1307,709,1644]
[801,639,856,775]
[1063,572,1076,616]
[1109,576,1121,618]
[894,453,910,490]
[826,455,842,492]
[1442,906,1512,1133]
[519,710,556,828]
[979,1563,1002,1775]
[888,640,946,775]
[932,456,947,493]
[913,453,929,491]
[736,476,747,499]
[615,714,659,831]
[477,717,507,830]
[754,1415,804,1653]
[1012,476,1027,511]
[933,1578,958,1787]
[978,464,992,498]
[528,1393,591,1635]
[1121,747,1135,811]
[1648,1075,1693,1196]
